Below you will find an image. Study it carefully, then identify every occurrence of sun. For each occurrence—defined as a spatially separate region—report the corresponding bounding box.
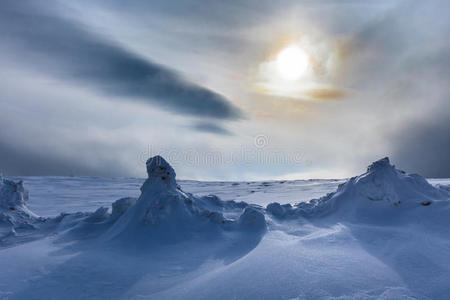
[276,45,309,81]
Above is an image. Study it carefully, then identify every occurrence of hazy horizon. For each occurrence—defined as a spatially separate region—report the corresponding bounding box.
[1,0,449,180]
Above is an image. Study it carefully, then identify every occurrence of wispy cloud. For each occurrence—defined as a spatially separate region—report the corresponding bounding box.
[0,0,242,120]
[191,122,233,136]
[342,0,450,177]
[303,88,346,101]
[1,0,449,178]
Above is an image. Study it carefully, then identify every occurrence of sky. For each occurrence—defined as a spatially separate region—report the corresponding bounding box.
[0,0,449,180]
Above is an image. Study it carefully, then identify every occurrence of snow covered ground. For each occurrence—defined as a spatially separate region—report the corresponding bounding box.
[8,177,449,218]
[9,176,346,217]
[1,157,450,299]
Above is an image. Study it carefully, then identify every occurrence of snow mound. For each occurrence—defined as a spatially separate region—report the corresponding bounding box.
[268,157,450,223]
[237,207,267,230]
[0,177,39,230]
[0,156,265,246]
[103,156,266,244]
[0,178,28,208]
[110,197,137,222]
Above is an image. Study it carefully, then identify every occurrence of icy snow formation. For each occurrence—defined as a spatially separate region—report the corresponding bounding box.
[110,197,137,222]
[2,156,448,241]
[1,156,450,299]
[2,156,448,240]
[0,177,39,231]
[103,155,266,244]
[267,157,450,223]
[1,156,266,244]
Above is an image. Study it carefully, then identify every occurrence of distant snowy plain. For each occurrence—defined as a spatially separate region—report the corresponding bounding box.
[1,159,450,300]
[7,176,450,217]
[13,176,349,217]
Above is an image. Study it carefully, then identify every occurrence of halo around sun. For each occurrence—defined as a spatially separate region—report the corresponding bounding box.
[276,45,309,81]
[255,38,345,101]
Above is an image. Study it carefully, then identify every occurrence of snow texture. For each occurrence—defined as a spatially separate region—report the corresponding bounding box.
[0,156,449,299]
[0,177,39,232]
[101,156,266,246]
[267,157,450,223]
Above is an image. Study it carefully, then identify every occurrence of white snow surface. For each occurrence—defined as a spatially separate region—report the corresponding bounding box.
[0,156,450,299]
[0,177,40,234]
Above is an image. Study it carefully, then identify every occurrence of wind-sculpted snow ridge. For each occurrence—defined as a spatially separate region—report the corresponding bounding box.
[0,177,41,236]
[102,155,266,245]
[1,156,266,247]
[2,157,450,299]
[267,157,450,223]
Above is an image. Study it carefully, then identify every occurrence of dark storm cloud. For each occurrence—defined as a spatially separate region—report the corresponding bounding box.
[388,48,450,178]
[0,140,128,177]
[390,112,450,178]
[346,0,450,177]
[191,122,233,136]
[0,0,242,120]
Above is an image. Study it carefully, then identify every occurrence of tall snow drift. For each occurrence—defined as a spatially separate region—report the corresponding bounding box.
[0,177,39,230]
[4,155,447,244]
[268,157,450,223]
[103,156,266,244]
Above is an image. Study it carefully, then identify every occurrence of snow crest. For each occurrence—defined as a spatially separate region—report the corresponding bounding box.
[3,155,448,242]
[103,156,266,244]
[267,157,450,223]
[0,177,39,231]
[1,156,267,244]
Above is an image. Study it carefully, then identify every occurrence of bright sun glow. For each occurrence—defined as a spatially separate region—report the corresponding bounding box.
[276,45,309,81]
